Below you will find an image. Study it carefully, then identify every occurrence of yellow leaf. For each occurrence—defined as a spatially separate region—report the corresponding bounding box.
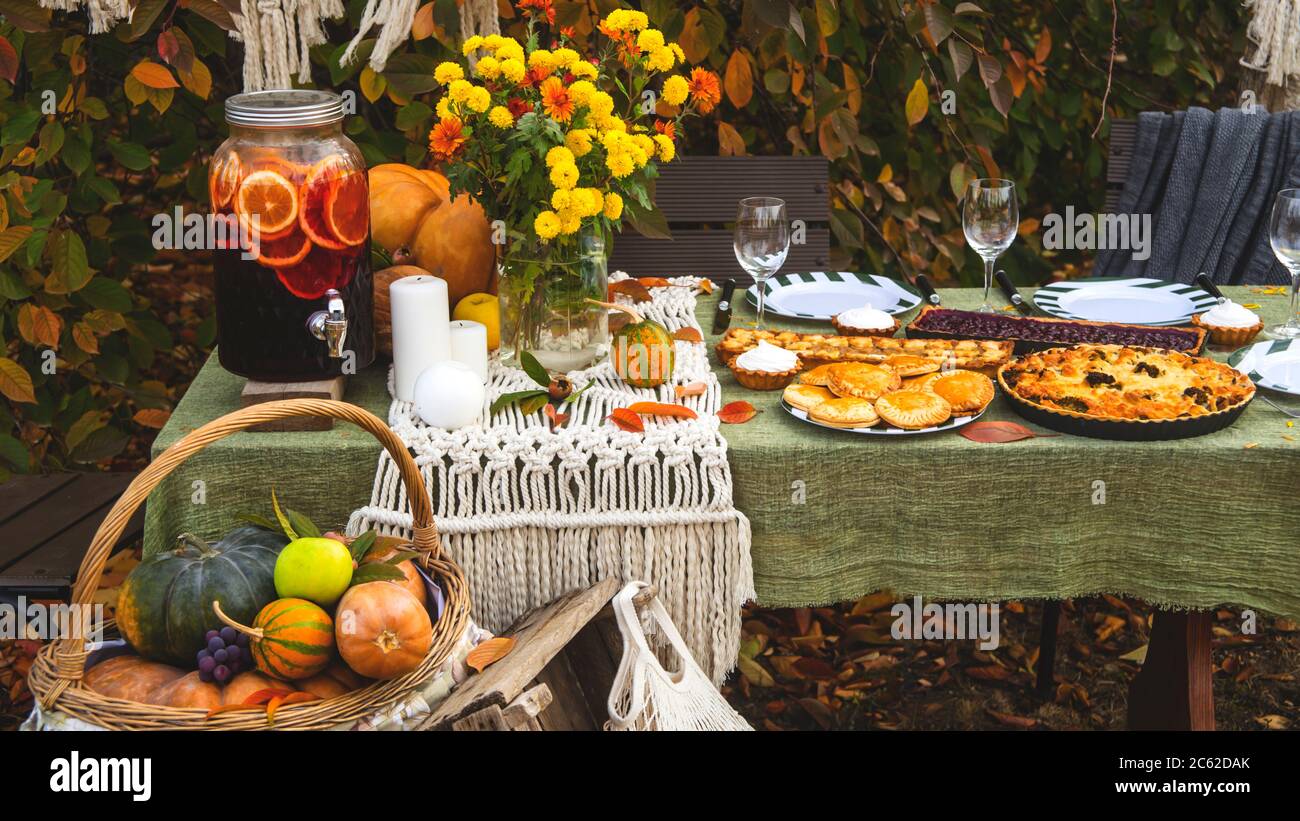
[131,60,179,89]
[0,225,32,263]
[905,77,928,126]
[133,408,172,429]
[123,74,148,106]
[17,303,61,348]
[843,63,861,115]
[1018,217,1040,236]
[72,322,99,354]
[466,636,516,672]
[678,9,709,64]
[179,59,212,100]
[717,121,746,156]
[0,357,35,404]
[411,3,435,40]
[724,49,753,108]
[359,67,386,103]
[877,163,893,183]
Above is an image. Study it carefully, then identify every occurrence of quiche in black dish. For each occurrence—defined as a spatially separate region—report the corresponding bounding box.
[907,305,1207,354]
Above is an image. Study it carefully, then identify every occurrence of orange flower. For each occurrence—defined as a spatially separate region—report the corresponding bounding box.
[428,116,467,162]
[517,0,555,25]
[539,76,575,123]
[654,119,676,141]
[687,68,722,113]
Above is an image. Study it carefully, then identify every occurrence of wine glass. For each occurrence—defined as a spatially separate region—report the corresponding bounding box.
[734,197,790,329]
[963,179,1018,313]
[1267,188,1300,340]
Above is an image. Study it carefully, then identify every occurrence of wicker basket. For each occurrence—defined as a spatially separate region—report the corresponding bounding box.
[28,398,471,730]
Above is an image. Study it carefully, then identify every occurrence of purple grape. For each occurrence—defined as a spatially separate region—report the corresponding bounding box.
[213,648,229,664]
[198,656,216,675]
[226,646,242,664]
[205,629,220,641]
[220,626,238,644]
[236,633,249,648]
[213,664,230,684]
[197,649,211,664]
[207,636,225,653]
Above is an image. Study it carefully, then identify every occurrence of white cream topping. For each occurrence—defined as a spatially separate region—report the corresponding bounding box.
[836,302,894,330]
[735,339,798,372]
[1201,299,1259,329]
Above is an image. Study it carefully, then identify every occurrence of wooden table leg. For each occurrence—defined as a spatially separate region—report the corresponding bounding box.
[1036,600,1061,697]
[1127,609,1215,730]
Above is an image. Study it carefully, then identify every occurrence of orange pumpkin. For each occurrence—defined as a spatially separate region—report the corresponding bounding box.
[335,582,432,679]
[363,535,427,607]
[369,164,496,308]
[83,655,186,703]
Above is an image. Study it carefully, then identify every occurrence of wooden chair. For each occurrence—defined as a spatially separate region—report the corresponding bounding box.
[608,155,831,282]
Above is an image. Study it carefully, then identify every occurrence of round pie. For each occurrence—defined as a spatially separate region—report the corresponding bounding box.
[874,390,952,429]
[826,362,901,400]
[782,383,834,412]
[881,354,940,377]
[920,369,995,413]
[808,397,880,428]
[798,363,836,387]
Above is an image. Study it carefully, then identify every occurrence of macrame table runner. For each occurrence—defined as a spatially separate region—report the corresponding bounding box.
[348,275,754,684]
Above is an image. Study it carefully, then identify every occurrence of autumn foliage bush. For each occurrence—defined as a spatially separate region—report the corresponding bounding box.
[0,0,1249,476]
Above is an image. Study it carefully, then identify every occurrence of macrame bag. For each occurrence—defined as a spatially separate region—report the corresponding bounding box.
[605,582,752,732]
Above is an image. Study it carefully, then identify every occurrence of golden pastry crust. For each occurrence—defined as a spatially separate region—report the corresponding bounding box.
[998,345,1255,421]
[826,362,902,400]
[716,328,1012,370]
[798,363,836,386]
[831,313,900,337]
[727,355,801,391]
[808,397,880,428]
[921,369,995,413]
[1191,313,1263,348]
[874,390,952,429]
[782,383,835,412]
[881,354,940,377]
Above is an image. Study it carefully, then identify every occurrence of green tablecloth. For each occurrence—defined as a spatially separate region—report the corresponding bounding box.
[147,286,1300,617]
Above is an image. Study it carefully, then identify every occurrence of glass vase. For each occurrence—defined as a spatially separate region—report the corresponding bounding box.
[498,231,610,371]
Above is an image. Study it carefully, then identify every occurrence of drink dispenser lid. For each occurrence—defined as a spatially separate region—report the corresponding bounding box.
[225,89,345,128]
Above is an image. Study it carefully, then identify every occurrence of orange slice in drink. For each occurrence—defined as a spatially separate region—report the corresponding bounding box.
[325,171,368,247]
[209,151,242,209]
[254,227,312,268]
[236,169,299,236]
[298,156,348,251]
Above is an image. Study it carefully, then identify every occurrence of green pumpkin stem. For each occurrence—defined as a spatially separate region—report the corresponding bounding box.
[212,600,264,641]
[176,532,219,558]
[586,298,643,325]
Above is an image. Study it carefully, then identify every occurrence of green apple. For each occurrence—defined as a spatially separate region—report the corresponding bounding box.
[274,537,354,607]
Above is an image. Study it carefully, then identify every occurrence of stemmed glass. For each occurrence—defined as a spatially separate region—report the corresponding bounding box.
[963,179,1018,313]
[1267,188,1300,340]
[734,197,790,329]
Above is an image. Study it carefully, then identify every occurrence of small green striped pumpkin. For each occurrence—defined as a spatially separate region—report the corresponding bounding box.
[248,598,335,681]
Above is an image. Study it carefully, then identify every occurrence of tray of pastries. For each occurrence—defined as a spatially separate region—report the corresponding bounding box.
[717,327,1013,372]
[907,305,1207,354]
[997,344,1255,440]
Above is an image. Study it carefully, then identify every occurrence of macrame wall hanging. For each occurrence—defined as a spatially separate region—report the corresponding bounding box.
[1240,0,1300,107]
[42,0,501,91]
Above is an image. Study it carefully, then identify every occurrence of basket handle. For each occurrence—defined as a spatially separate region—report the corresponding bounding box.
[69,398,438,608]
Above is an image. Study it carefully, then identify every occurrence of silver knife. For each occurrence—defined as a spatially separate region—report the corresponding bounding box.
[712,279,737,333]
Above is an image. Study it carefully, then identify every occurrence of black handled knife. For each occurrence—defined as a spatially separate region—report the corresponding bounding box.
[1195,272,1226,303]
[995,270,1034,315]
[915,274,941,306]
[712,279,737,333]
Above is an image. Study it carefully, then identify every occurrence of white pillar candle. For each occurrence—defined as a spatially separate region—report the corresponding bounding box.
[448,320,489,383]
[389,275,450,401]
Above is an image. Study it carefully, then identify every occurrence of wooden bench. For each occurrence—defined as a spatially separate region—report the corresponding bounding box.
[609,155,831,281]
[0,473,144,602]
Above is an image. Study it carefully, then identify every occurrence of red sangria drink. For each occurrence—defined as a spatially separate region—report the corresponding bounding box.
[211,91,374,381]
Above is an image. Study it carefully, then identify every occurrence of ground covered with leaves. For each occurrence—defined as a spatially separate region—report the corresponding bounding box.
[723,595,1298,731]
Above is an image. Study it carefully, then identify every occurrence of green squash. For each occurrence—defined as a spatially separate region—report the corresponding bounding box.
[598,300,675,388]
[117,526,287,666]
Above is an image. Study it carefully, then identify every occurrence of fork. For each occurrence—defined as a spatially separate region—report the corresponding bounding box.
[1256,393,1300,418]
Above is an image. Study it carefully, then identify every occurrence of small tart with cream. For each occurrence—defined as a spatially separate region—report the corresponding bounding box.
[783,383,835,412]
[808,397,880,428]
[918,369,995,413]
[728,339,802,390]
[1192,300,1263,347]
[826,362,901,400]
[831,302,899,336]
[875,390,952,429]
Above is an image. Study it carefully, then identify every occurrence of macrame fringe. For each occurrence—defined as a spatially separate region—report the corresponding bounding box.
[349,275,755,686]
[233,0,346,91]
[1241,0,1300,87]
[38,0,130,34]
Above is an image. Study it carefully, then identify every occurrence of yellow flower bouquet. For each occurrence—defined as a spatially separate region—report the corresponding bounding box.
[425,2,721,368]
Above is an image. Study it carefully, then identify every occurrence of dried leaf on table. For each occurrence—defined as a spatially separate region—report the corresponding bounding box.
[466,636,516,672]
[607,407,645,432]
[637,276,672,287]
[675,381,707,398]
[698,279,715,294]
[718,400,757,424]
[959,420,1053,443]
[986,709,1038,729]
[544,402,569,430]
[608,279,653,302]
[672,326,703,343]
[626,401,697,419]
[965,665,1013,682]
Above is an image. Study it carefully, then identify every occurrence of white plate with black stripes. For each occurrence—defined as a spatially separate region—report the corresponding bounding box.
[1230,338,1300,397]
[746,272,922,321]
[1032,277,1217,326]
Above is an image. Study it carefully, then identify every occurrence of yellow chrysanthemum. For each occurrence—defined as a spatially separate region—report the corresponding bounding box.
[646,47,675,72]
[669,43,685,62]
[605,152,635,178]
[466,86,491,113]
[570,61,597,80]
[602,10,629,31]
[653,134,675,162]
[567,80,596,107]
[500,58,526,84]
[483,34,504,50]
[559,209,582,235]
[436,98,455,119]
[535,210,562,241]
[628,143,649,168]
[435,62,464,85]
[552,48,580,69]
[550,162,579,190]
[545,145,575,168]
[475,55,501,80]
[551,189,572,211]
[488,105,514,128]
[632,134,656,157]
[662,75,688,106]
[581,188,605,217]
[495,40,524,62]
[461,36,484,56]
[565,129,594,156]
[448,79,473,103]
[637,29,665,52]
[589,91,615,118]
[599,115,626,133]
[603,192,623,220]
[528,50,554,76]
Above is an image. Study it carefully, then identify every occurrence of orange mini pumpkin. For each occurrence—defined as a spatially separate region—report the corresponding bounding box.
[363,535,428,608]
[335,582,433,680]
